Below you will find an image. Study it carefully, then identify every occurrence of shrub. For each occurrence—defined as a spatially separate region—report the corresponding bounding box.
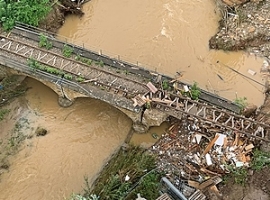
[64,74,73,80]
[251,149,270,170]
[62,44,74,58]
[39,33,52,49]
[85,146,158,200]
[234,97,248,111]
[99,60,104,67]
[76,76,85,82]
[162,80,169,90]
[0,0,51,30]
[190,82,201,100]
[0,109,10,121]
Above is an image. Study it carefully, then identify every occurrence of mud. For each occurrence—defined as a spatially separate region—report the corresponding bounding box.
[1,0,270,199]
[218,167,270,200]
[0,77,132,200]
[39,0,86,33]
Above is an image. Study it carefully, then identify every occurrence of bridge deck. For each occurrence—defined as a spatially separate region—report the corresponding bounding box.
[11,22,241,114]
[0,23,269,141]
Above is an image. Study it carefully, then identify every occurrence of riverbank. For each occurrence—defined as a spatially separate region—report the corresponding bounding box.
[0,78,133,199]
[211,0,270,54]
[1,0,270,199]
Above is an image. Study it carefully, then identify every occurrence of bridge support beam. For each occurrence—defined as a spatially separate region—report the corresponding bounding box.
[117,107,169,133]
[58,96,74,108]
[5,67,169,133]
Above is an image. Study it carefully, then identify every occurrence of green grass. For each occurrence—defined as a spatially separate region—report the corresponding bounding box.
[62,44,74,58]
[224,149,270,186]
[190,82,201,100]
[0,0,51,30]
[39,33,52,50]
[82,146,160,200]
[0,109,10,121]
[234,97,248,111]
[251,149,270,170]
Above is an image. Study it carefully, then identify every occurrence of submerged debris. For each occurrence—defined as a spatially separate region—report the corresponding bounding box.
[35,127,48,137]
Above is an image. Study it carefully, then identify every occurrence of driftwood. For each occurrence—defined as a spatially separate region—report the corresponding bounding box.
[58,0,86,16]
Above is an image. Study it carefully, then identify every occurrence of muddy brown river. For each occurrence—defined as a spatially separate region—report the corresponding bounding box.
[58,0,265,106]
[0,0,267,199]
[0,78,132,199]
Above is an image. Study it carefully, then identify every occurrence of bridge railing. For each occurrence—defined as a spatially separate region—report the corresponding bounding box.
[11,22,241,113]
[0,54,92,96]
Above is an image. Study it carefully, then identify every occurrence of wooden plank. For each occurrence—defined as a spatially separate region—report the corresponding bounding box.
[133,95,146,107]
[156,193,172,200]
[203,134,219,155]
[147,82,158,93]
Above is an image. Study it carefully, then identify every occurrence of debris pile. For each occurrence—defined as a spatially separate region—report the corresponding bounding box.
[150,118,258,196]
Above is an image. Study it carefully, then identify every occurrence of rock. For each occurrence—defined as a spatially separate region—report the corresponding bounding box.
[58,96,73,107]
[261,60,269,72]
[143,109,168,127]
[133,121,148,133]
[35,127,48,137]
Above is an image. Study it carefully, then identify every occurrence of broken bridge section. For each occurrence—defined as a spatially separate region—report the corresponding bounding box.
[0,23,269,141]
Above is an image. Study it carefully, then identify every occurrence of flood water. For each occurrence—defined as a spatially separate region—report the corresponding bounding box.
[58,0,266,106]
[0,0,268,199]
[0,78,132,199]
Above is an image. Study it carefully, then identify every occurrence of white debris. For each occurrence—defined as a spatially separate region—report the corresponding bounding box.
[125,175,130,181]
[248,69,256,76]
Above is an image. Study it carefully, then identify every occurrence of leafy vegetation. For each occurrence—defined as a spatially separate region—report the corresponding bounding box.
[99,60,104,67]
[224,149,270,186]
[83,146,160,200]
[162,80,169,90]
[234,97,248,111]
[39,33,53,50]
[0,0,51,30]
[75,55,93,66]
[230,167,248,186]
[27,58,74,81]
[251,149,270,170]
[0,75,28,107]
[93,60,104,67]
[0,109,10,121]
[62,44,74,58]
[126,171,162,200]
[76,76,85,82]
[190,82,201,100]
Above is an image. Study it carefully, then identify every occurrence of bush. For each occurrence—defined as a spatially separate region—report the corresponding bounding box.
[39,33,52,50]
[190,82,201,100]
[62,44,74,58]
[85,146,159,200]
[0,109,10,121]
[0,0,51,30]
[234,97,248,111]
[251,149,270,170]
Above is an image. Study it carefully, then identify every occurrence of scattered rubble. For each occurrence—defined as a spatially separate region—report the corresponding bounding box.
[150,116,261,199]
[211,0,270,55]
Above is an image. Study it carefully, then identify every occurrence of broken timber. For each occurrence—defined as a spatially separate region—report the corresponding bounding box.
[148,90,270,142]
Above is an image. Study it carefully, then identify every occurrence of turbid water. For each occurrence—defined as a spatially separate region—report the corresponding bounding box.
[0,0,267,199]
[0,78,132,199]
[58,0,266,106]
